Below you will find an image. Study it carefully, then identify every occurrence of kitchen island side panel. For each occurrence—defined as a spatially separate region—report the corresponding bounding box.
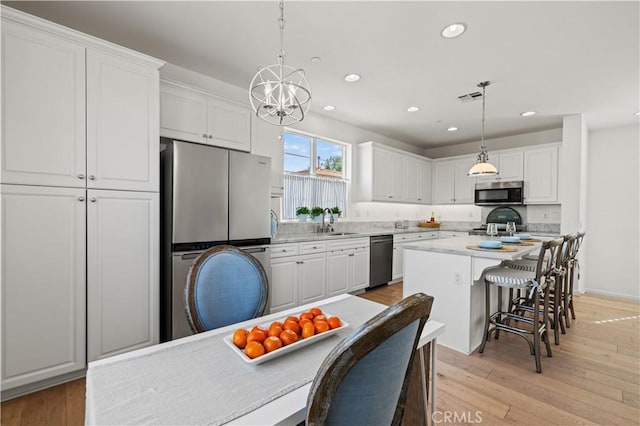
[403,250,472,353]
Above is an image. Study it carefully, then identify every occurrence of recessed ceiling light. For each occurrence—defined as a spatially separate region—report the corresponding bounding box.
[344,73,361,83]
[635,111,640,116]
[310,56,321,64]
[441,23,466,39]
[520,111,536,117]
[407,106,420,112]
[323,105,335,111]
[447,126,458,132]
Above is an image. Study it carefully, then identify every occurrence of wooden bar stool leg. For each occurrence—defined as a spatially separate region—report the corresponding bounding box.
[495,286,502,340]
[533,289,542,373]
[479,281,491,353]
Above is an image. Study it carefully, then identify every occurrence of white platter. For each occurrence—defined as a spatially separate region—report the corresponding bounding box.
[223,313,349,365]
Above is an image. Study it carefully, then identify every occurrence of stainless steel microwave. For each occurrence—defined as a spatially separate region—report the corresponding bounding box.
[474,181,524,205]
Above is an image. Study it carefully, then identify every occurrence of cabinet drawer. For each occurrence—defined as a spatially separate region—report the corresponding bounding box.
[299,241,327,255]
[271,244,299,258]
[394,233,421,243]
[415,232,438,240]
[327,237,369,252]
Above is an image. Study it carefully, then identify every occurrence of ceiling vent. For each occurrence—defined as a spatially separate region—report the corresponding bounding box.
[458,91,483,103]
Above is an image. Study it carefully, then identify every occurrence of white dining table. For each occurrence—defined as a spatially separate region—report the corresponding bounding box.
[85,294,445,425]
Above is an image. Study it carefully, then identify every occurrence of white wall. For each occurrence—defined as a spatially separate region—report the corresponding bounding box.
[586,124,639,300]
[423,128,562,158]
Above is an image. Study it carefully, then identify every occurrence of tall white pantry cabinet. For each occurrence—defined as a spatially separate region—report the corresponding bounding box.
[1,6,164,395]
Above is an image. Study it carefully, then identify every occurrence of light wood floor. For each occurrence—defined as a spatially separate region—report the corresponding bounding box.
[3,284,639,426]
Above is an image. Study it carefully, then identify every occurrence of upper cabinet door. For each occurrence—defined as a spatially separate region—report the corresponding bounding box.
[432,160,455,204]
[1,21,86,188]
[206,98,251,152]
[87,50,159,192]
[160,82,208,144]
[496,151,524,181]
[403,156,419,202]
[453,157,477,204]
[417,159,432,204]
[371,148,391,200]
[524,145,559,203]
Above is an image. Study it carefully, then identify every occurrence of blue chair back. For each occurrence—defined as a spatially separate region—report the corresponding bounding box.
[185,245,268,332]
[306,293,434,426]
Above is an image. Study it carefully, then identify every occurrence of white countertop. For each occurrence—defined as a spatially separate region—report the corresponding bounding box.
[402,235,541,260]
[271,227,467,244]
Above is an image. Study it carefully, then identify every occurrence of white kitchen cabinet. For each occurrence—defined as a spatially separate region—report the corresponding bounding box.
[251,119,284,196]
[1,185,86,390]
[1,22,161,192]
[358,142,431,204]
[327,238,370,293]
[1,7,163,394]
[432,156,476,204]
[298,253,327,304]
[524,145,559,203]
[160,80,251,152]
[417,159,432,204]
[439,231,469,239]
[327,250,350,297]
[269,246,326,313]
[87,50,159,192]
[270,257,299,313]
[350,247,370,291]
[87,190,159,362]
[476,150,524,183]
[1,21,86,188]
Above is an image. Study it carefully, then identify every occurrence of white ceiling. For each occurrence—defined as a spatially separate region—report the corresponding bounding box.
[5,1,639,148]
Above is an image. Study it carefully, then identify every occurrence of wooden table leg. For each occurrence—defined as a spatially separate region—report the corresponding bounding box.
[401,342,432,425]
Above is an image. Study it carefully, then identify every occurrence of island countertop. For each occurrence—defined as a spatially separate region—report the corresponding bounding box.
[402,235,540,260]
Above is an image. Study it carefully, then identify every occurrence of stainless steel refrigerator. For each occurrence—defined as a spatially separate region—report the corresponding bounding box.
[160,139,271,341]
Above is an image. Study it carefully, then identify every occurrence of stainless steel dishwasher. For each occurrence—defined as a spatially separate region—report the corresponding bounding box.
[369,235,393,289]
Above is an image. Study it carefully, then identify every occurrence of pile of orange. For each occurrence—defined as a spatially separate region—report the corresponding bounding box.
[231,307,342,359]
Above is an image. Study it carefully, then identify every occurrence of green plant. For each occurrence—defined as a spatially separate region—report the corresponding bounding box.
[296,206,310,216]
[311,206,324,217]
[330,206,342,216]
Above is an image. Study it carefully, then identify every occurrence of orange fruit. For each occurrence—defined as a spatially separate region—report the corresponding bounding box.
[244,341,265,359]
[263,336,283,353]
[270,321,283,329]
[251,325,269,335]
[285,316,299,324]
[283,320,300,335]
[314,321,330,334]
[313,314,327,323]
[247,329,266,344]
[301,322,315,339]
[299,318,313,328]
[310,307,323,316]
[328,316,342,329]
[299,312,314,321]
[232,328,249,349]
[280,329,298,345]
[268,324,283,337]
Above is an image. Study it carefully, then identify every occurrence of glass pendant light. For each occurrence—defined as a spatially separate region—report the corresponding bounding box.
[249,0,311,126]
[468,81,499,177]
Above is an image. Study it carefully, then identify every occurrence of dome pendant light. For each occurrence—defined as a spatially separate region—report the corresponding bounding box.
[249,0,311,126]
[468,81,499,177]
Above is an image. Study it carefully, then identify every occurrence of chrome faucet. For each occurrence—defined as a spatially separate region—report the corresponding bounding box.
[318,208,334,233]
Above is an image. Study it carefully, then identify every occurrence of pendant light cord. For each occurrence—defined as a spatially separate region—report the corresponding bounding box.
[480,83,486,150]
[278,0,286,65]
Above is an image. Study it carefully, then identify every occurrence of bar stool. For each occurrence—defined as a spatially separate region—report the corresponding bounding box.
[479,238,564,373]
[565,232,585,328]
[504,235,574,345]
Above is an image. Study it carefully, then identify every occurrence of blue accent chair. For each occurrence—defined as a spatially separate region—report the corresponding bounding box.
[306,293,434,426]
[184,245,268,332]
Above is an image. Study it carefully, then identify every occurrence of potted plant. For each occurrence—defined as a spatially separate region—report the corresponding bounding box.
[295,206,310,221]
[311,206,325,221]
[330,206,342,220]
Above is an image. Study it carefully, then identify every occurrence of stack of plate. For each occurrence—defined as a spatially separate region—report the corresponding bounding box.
[478,240,503,249]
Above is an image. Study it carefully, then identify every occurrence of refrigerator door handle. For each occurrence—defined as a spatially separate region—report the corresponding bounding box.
[180,253,201,260]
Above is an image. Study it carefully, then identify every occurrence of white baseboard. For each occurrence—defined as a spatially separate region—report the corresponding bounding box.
[584,288,640,302]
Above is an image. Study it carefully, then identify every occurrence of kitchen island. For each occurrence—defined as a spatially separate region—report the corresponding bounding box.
[402,235,540,354]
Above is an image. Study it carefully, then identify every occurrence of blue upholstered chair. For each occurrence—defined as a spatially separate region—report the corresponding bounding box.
[184,245,268,333]
[306,293,434,426]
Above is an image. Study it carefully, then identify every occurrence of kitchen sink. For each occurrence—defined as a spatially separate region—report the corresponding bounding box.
[324,232,358,236]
